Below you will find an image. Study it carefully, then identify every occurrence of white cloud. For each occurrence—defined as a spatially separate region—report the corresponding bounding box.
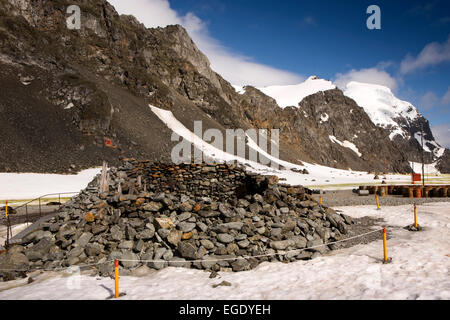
[442,86,450,105]
[421,91,439,110]
[400,35,450,74]
[431,123,450,148]
[107,0,304,86]
[334,67,398,91]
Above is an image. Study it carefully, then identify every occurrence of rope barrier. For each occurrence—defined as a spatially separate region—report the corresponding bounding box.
[118,228,385,264]
[0,228,386,272]
[0,259,114,272]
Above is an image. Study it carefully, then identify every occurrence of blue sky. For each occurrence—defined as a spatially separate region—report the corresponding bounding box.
[109,0,450,147]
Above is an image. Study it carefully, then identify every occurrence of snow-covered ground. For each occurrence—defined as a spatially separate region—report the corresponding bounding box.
[0,202,448,300]
[0,168,102,200]
[409,161,440,175]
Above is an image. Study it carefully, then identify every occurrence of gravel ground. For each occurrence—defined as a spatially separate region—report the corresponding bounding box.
[316,189,450,207]
[330,216,387,251]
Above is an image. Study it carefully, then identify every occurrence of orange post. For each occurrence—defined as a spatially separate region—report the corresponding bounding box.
[115,260,119,298]
[383,228,388,263]
[319,196,323,205]
[414,204,418,228]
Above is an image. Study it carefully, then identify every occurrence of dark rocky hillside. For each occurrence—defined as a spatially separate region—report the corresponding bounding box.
[0,0,415,174]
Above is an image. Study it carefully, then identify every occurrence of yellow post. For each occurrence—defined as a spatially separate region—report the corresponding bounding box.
[414,204,418,228]
[319,196,323,205]
[115,260,119,298]
[383,228,388,263]
[376,195,380,210]
[4,200,7,219]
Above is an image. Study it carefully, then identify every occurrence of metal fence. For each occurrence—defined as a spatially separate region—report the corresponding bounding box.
[2,192,79,225]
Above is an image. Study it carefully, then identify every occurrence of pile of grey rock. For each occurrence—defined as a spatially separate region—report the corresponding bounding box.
[0,159,354,280]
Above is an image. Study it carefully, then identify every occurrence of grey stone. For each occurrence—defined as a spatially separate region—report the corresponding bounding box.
[158,228,170,238]
[219,203,235,218]
[238,199,250,208]
[200,239,215,250]
[235,234,247,241]
[118,240,134,250]
[125,226,137,240]
[249,203,262,215]
[306,239,327,253]
[137,227,155,240]
[180,202,193,212]
[163,250,173,261]
[130,265,153,277]
[217,233,234,244]
[290,236,307,248]
[85,243,104,256]
[178,241,198,259]
[196,222,208,232]
[201,256,217,269]
[169,257,191,268]
[198,210,220,218]
[218,222,244,231]
[280,207,290,214]
[67,246,85,259]
[256,226,266,235]
[178,222,196,233]
[75,232,93,247]
[110,225,123,241]
[120,251,140,269]
[237,240,250,249]
[252,216,261,222]
[134,239,145,253]
[92,224,108,235]
[231,258,250,271]
[271,228,282,237]
[23,230,52,244]
[270,239,295,250]
[178,212,192,222]
[167,229,182,246]
[143,201,163,212]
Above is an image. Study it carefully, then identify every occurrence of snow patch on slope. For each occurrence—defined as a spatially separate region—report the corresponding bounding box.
[329,136,362,157]
[257,76,336,108]
[149,105,411,188]
[232,85,245,95]
[320,113,329,123]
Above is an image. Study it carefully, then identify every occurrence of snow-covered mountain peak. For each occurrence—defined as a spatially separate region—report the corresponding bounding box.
[255,76,336,108]
[343,81,445,161]
[343,81,419,139]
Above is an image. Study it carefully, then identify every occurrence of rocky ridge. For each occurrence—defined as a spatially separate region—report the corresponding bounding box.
[0,0,417,174]
[0,160,355,280]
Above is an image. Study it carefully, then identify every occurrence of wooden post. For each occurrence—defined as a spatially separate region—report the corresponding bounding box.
[414,204,418,228]
[5,201,9,248]
[383,228,388,263]
[99,161,109,196]
[115,260,119,298]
